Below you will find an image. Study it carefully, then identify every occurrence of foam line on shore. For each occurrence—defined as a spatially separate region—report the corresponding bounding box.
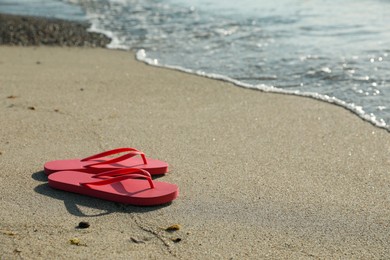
[134,49,388,132]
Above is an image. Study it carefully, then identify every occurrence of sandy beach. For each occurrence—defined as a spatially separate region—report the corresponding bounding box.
[1,44,390,258]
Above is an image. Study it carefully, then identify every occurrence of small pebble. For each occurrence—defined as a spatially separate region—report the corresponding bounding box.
[28,106,35,110]
[69,237,87,246]
[2,230,17,236]
[77,221,90,229]
[165,224,181,232]
[69,238,80,245]
[171,238,182,243]
[130,237,145,244]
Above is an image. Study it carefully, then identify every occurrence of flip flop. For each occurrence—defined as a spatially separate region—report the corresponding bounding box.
[48,168,178,206]
[44,147,168,175]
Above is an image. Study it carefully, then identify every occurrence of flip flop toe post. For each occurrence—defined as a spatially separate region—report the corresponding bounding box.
[48,168,178,206]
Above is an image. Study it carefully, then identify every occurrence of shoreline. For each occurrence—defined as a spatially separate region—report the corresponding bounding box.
[1,14,390,259]
[138,52,390,133]
[2,12,389,132]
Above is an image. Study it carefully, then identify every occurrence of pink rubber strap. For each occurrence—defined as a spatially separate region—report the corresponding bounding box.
[81,147,147,166]
[80,168,155,189]
[81,148,137,161]
[93,168,152,178]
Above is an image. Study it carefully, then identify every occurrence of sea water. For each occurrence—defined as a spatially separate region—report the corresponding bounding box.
[0,0,85,21]
[2,0,390,130]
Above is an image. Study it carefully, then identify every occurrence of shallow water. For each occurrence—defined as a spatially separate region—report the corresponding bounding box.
[0,0,85,21]
[2,0,390,130]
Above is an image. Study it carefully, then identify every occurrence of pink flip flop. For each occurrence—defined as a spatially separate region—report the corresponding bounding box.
[48,168,178,206]
[44,147,168,175]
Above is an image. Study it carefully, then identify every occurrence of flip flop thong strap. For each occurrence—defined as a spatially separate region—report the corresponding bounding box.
[80,168,155,189]
[93,168,152,178]
[81,147,148,166]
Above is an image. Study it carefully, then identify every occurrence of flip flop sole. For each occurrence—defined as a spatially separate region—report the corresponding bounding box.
[48,170,178,206]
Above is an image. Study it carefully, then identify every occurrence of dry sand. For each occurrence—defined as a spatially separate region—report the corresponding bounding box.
[1,46,390,259]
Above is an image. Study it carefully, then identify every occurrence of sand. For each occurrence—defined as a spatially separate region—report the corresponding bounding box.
[1,46,390,259]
